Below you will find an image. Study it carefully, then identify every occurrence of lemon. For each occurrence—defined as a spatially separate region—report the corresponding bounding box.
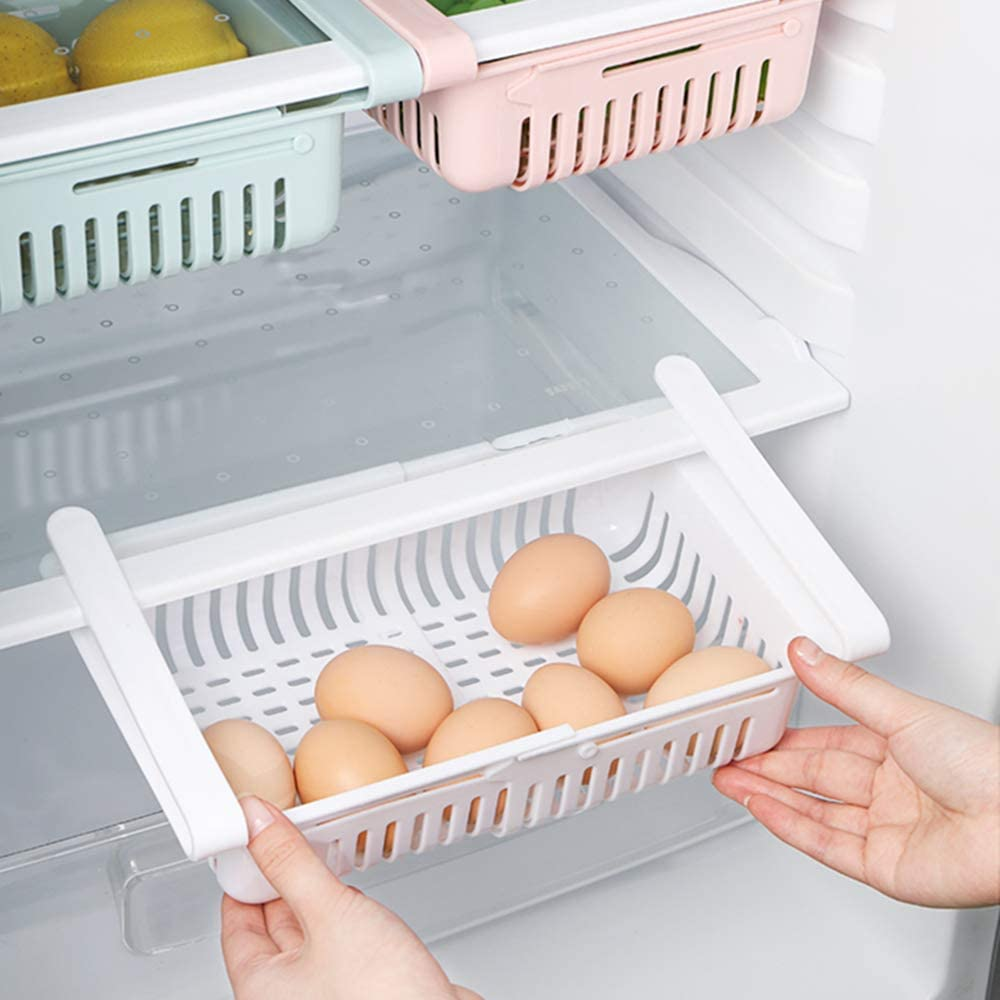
[0,14,76,106]
[73,0,248,91]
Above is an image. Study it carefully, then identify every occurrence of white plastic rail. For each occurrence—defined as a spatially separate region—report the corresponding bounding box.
[655,356,889,659]
[46,507,247,861]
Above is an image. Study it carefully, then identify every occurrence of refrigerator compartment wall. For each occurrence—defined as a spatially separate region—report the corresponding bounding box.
[0,1,424,315]
[367,0,820,191]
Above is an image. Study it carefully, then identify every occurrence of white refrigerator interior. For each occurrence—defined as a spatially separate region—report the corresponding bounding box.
[1,1,998,998]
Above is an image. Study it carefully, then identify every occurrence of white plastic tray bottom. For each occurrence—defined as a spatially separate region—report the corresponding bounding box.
[0,130,754,590]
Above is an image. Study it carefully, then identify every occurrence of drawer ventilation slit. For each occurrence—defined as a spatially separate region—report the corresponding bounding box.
[18,232,34,303]
[341,555,360,624]
[705,71,721,135]
[180,198,194,268]
[600,100,615,165]
[755,59,771,122]
[652,85,667,150]
[516,118,531,186]
[52,225,67,295]
[627,93,641,156]
[547,114,560,180]
[211,191,224,260]
[273,179,287,251]
[730,65,745,129]
[149,205,162,275]
[574,107,588,170]
[84,218,99,287]
[116,211,130,280]
[242,184,255,254]
[315,558,337,631]
[679,80,693,141]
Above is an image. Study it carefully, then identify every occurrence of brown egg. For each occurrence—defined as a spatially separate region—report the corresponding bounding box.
[577,588,696,696]
[293,719,407,804]
[522,662,626,786]
[424,698,539,765]
[645,647,772,757]
[488,534,610,645]
[315,645,453,755]
[645,646,772,706]
[424,698,538,830]
[203,719,296,809]
[521,662,625,732]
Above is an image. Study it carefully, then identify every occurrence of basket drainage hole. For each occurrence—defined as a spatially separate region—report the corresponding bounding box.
[276,658,299,668]
[433,640,456,650]
[466,630,488,640]
[205,678,230,688]
[263,706,287,717]
[490,668,513,677]
[422,622,444,632]
[299,696,316,706]
[454,612,477,622]
[477,649,502,659]
[555,648,576,658]
[190,706,206,716]
[503,686,524,697]
[523,657,546,668]
[287,676,311,687]
[179,686,195,696]
[457,677,480,688]
[242,668,266,678]
[274,726,298,737]
[253,687,277,697]
[445,659,467,669]
[345,640,368,649]
[310,649,335,659]
[217,697,241,707]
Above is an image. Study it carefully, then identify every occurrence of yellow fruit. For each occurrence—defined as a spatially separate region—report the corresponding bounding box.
[73,0,248,91]
[0,14,76,106]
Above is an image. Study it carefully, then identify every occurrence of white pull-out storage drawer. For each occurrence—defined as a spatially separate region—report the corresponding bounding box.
[0,127,887,904]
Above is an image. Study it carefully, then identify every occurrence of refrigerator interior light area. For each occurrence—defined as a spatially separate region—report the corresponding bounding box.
[1,1,999,998]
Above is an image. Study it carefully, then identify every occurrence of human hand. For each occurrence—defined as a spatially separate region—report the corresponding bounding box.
[713,637,1000,908]
[221,797,482,1000]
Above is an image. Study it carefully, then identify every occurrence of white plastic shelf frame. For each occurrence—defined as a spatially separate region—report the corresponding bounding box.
[0,127,836,593]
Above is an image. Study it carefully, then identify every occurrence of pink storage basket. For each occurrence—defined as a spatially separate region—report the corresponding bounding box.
[363,0,821,192]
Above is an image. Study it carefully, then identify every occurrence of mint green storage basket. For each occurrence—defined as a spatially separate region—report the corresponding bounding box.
[0,0,422,315]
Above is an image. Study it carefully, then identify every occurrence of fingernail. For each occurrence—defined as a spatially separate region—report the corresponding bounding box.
[240,795,276,840]
[742,794,753,809]
[794,637,823,666]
